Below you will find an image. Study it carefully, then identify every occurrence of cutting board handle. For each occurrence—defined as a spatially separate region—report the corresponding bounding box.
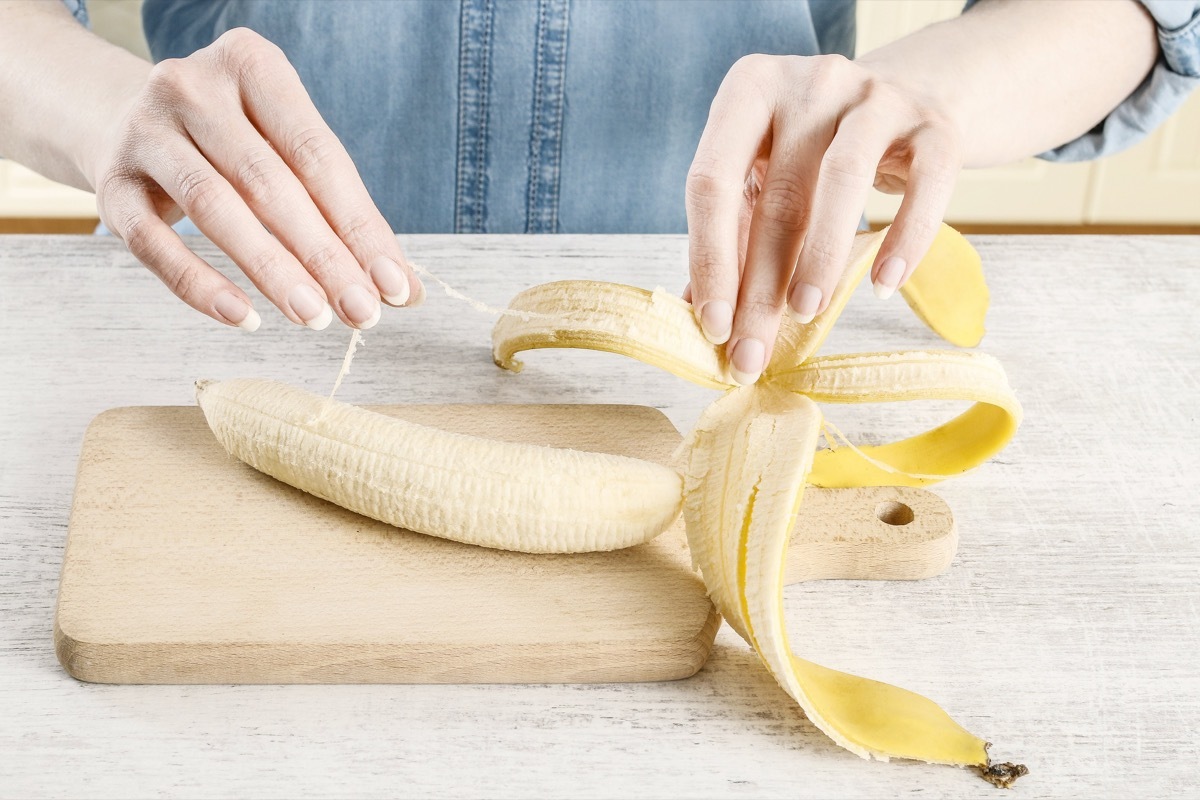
[785,486,957,584]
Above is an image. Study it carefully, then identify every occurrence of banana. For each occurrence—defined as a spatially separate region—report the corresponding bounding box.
[198,223,1025,783]
[195,378,683,554]
[486,222,1024,780]
[492,280,734,389]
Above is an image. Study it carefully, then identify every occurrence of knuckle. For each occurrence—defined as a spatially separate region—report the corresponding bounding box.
[807,53,851,90]
[900,214,941,246]
[164,262,202,301]
[218,28,284,80]
[240,247,280,283]
[755,175,809,234]
[333,213,378,249]
[688,240,729,282]
[800,237,843,272]
[287,128,339,174]
[739,287,784,316]
[725,54,779,101]
[731,53,772,78]
[146,58,194,101]
[299,241,345,281]
[120,213,157,260]
[94,171,128,211]
[174,167,222,219]
[821,150,876,186]
[685,160,738,204]
[232,151,283,206]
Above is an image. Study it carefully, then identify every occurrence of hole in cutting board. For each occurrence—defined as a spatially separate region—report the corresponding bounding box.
[875,501,914,526]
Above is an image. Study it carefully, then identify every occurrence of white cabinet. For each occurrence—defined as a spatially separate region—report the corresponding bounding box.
[1086,107,1200,223]
[0,161,96,218]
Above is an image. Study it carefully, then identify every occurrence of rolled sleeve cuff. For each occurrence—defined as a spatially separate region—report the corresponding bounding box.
[966,0,1200,162]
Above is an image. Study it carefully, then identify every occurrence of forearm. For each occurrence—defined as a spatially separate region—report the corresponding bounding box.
[0,0,151,189]
[857,0,1159,168]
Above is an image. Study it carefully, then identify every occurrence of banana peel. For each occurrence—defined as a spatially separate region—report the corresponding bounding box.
[492,224,1026,784]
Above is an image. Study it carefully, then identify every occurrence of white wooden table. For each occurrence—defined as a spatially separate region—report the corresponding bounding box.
[1,234,1197,799]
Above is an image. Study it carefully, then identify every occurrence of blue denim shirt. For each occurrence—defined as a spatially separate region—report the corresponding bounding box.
[65,0,1199,234]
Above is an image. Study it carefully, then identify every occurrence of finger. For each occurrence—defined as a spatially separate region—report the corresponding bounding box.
[216,30,422,307]
[682,282,692,303]
[788,111,893,322]
[870,130,960,299]
[104,190,260,330]
[730,117,832,385]
[145,148,336,330]
[185,114,383,329]
[685,55,773,346]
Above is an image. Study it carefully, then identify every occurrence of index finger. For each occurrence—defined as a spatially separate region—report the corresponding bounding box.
[685,56,773,345]
[222,33,422,307]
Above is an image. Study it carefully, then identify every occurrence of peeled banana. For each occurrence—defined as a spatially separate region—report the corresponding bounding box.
[198,223,1024,785]
[196,378,683,553]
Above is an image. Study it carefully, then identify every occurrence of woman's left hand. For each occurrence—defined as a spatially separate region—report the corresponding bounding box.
[684,53,963,385]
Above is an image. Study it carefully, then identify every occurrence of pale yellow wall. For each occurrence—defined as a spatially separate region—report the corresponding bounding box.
[1,0,1196,223]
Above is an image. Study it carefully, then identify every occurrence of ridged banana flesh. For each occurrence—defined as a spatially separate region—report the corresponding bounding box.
[195,378,683,554]
[492,280,734,389]
[683,385,990,766]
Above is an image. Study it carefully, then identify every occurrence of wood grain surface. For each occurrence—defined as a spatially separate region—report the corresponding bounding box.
[2,233,1199,798]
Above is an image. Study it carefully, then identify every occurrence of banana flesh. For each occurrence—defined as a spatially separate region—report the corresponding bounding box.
[195,378,683,554]
[493,280,734,389]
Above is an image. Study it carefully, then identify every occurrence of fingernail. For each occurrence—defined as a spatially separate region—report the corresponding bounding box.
[699,300,733,345]
[214,292,260,332]
[340,284,381,330]
[729,337,766,386]
[406,277,427,309]
[288,284,333,330]
[787,283,822,324]
[873,256,906,300]
[369,256,410,306]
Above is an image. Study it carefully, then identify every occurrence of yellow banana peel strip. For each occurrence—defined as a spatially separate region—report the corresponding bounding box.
[684,385,992,767]
[898,224,989,348]
[774,350,1023,488]
[491,223,1026,781]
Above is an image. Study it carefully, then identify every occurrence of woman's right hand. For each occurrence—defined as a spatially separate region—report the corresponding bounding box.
[89,27,421,331]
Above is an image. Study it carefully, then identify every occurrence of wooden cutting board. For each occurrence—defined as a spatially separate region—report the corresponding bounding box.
[55,403,956,685]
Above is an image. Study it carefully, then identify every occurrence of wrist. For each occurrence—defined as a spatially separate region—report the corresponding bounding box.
[855,42,972,159]
[74,56,152,192]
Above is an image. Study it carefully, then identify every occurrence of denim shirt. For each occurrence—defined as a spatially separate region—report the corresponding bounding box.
[65,0,1199,234]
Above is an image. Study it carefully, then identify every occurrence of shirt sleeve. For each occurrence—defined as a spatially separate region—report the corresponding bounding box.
[61,0,88,26]
[964,0,1200,162]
